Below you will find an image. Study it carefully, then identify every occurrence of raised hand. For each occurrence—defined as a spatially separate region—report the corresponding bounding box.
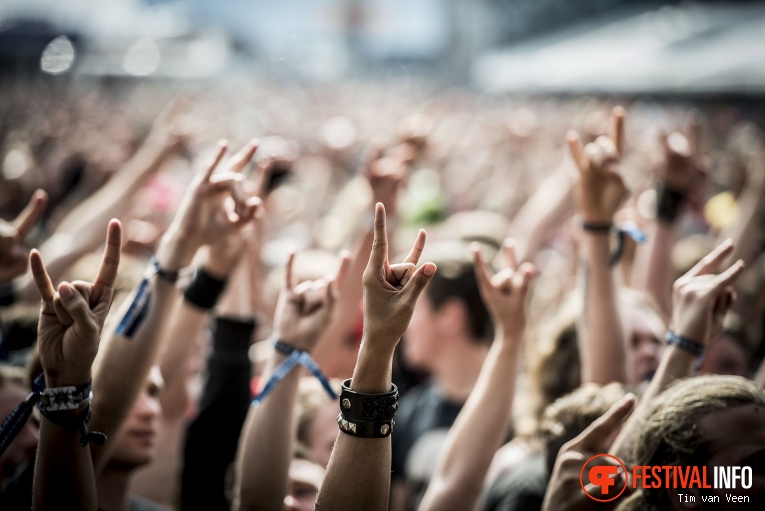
[472,239,536,341]
[365,145,412,216]
[31,220,121,388]
[568,106,628,223]
[542,394,636,511]
[273,251,350,352]
[0,189,47,283]
[362,203,436,349]
[161,140,262,269]
[200,140,268,278]
[671,239,745,345]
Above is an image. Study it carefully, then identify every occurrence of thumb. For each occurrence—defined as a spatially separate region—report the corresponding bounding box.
[575,393,635,452]
[402,263,437,302]
[58,283,97,337]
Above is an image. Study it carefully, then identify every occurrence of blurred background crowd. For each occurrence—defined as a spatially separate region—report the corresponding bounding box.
[1,1,765,510]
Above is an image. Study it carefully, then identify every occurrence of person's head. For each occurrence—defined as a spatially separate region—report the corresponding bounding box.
[538,382,627,475]
[283,456,324,511]
[618,376,765,510]
[621,289,666,383]
[404,243,492,371]
[0,364,38,482]
[106,366,164,471]
[295,377,342,468]
[696,331,752,378]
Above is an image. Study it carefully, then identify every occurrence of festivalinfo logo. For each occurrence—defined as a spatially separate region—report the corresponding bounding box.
[580,454,754,504]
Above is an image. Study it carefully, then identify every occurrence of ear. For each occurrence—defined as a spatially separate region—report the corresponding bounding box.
[666,487,702,510]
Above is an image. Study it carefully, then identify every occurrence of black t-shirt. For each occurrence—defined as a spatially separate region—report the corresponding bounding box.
[482,454,548,511]
[391,380,463,509]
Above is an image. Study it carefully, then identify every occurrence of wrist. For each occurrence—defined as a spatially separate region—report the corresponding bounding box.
[44,371,92,389]
[156,229,196,270]
[351,340,395,393]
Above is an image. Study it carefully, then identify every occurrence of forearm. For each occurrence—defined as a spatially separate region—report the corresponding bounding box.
[419,335,521,511]
[14,144,170,304]
[510,175,575,263]
[610,345,694,462]
[158,300,209,395]
[580,234,628,384]
[316,342,394,511]
[33,416,96,511]
[632,220,676,320]
[234,353,302,511]
[90,232,193,474]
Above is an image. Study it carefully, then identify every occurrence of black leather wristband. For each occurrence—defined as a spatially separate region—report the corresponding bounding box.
[337,412,395,438]
[339,378,398,422]
[184,267,228,310]
[655,183,686,223]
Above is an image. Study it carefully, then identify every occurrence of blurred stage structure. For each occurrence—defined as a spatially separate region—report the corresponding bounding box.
[0,0,764,95]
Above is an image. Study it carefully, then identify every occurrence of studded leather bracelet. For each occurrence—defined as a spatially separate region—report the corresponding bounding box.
[339,378,398,422]
[337,412,395,438]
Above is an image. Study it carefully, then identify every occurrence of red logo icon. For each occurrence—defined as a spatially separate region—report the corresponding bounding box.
[580,454,628,502]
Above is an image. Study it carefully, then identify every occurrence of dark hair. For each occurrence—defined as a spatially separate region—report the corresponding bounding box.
[424,256,493,343]
[538,383,627,474]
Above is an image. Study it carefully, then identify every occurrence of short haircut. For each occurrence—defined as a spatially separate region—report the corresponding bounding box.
[423,254,493,344]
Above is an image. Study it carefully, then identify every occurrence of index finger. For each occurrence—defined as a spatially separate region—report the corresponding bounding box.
[471,243,493,294]
[284,251,297,291]
[576,394,635,451]
[403,229,426,265]
[13,190,48,239]
[685,239,734,279]
[29,249,55,303]
[369,203,389,269]
[202,140,229,182]
[92,219,122,303]
[566,130,585,173]
[611,106,625,156]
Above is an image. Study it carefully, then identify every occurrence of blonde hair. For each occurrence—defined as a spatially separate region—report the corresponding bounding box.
[617,376,765,511]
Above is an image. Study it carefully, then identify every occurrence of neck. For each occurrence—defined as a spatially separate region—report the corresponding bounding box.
[432,337,489,402]
[97,464,133,511]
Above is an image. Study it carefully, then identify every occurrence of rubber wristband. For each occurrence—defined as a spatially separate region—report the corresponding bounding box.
[339,378,398,422]
[665,330,704,357]
[183,267,228,310]
[337,412,395,438]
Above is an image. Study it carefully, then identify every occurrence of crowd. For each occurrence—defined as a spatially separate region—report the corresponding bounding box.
[0,77,764,511]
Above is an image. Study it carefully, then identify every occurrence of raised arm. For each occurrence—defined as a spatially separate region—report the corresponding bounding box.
[568,107,630,384]
[13,106,189,304]
[0,190,47,285]
[632,128,700,320]
[419,239,536,511]
[89,141,259,475]
[313,148,409,377]
[234,252,349,511]
[316,203,436,511]
[31,219,121,511]
[611,240,744,462]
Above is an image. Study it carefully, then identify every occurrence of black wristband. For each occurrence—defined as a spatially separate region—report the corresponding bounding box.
[665,330,704,357]
[655,183,686,223]
[339,378,399,422]
[581,221,613,234]
[337,412,395,438]
[184,267,228,310]
[0,282,15,307]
